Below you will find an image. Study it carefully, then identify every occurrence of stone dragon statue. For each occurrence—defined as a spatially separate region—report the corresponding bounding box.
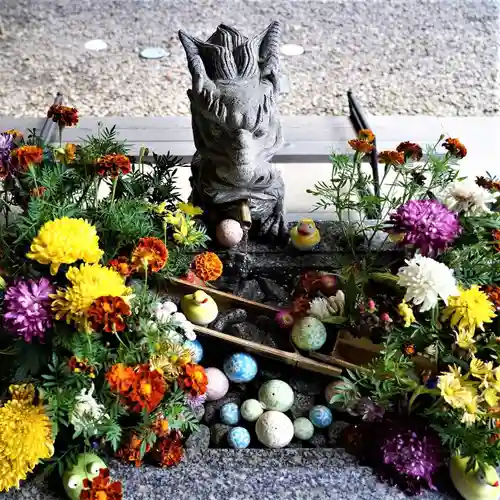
[178,21,286,241]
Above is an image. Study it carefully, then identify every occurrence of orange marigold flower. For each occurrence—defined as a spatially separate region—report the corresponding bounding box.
[87,295,131,333]
[106,363,135,394]
[484,285,500,311]
[443,138,467,159]
[109,256,133,277]
[493,230,500,252]
[47,104,79,127]
[178,363,208,397]
[396,141,423,161]
[348,139,374,154]
[152,416,170,438]
[80,467,122,500]
[476,176,500,192]
[30,186,47,197]
[152,430,184,468]
[10,145,44,170]
[128,364,166,413]
[378,150,405,166]
[116,433,149,467]
[192,252,223,282]
[96,154,132,178]
[358,129,375,143]
[131,237,168,273]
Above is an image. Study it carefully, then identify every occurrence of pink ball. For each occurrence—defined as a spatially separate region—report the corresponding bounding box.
[205,367,230,401]
[216,219,244,248]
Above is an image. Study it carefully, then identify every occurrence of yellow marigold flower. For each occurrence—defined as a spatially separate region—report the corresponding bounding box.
[27,217,103,275]
[177,202,203,217]
[51,263,132,327]
[397,300,416,327]
[437,368,473,409]
[461,395,479,426]
[455,329,477,353]
[483,387,498,407]
[54,143,76,164]
[0,385,54,492]
[442,285,496,334]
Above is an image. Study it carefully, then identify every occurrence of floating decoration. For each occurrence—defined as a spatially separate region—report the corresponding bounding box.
[280,43,305,56]
[223,352,258,383]
[293,417,314,440]
[180,290,218,326]
[449,455,500,500]
[184,339,203,364]
[291,316,327,351]
[216,219,244,248]
[63,453,108,500]
[227,426,251,449]
[220,402,240,425]
[84,39,108,51]
[255,411,294,448]
[240,399,264,422]
[290,218,320,251]
[309,405,333,428]
[139,47,169,60]
[258,379,294,412]
[205,367,229,401]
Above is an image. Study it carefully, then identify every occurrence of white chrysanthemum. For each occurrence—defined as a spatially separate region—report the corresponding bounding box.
[70,384,107,436]
[308,291,345,320]
[170,312,196,341]
[397,255,458,312]
[153,300,178,322]
[443,179,498,216]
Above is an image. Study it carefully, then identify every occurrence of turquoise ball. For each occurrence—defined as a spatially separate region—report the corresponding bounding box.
[291,317,327,351]
[184,340,203,364]
[223,353,258,383]
[227,427,251,449]
[220,403,240,425]
[309,405,333,428]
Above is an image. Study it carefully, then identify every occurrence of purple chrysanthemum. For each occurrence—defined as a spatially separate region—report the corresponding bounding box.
[389,199,461,256]
[185,392,207,410]
[3,277,55,342]
[0,133,14,179]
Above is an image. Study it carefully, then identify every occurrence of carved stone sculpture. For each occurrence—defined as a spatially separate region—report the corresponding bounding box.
[178,22,286,241]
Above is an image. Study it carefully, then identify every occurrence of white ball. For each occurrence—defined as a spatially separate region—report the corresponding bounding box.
[293,417,314,440]
[240,399,264,422]
[255,411,294,448]
[216,219,244,248]
[258,380,294,412]
[205,367,229,401]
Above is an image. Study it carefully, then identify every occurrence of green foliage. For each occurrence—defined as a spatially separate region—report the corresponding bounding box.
[160,246,192,279]
[78,125,128,162]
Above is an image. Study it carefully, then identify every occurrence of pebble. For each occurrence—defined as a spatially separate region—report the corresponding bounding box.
[308,433,327,448]
[328,421,351,447]
[210,423,232,447]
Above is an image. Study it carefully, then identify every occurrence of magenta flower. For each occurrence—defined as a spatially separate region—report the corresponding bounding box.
[389,199,461,256]
[3,278,55,342]
[276,310,294,329]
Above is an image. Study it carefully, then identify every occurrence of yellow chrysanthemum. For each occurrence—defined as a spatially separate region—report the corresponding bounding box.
[150,341,192,381]
[442,285,496,334]
[455,329,477,353]
[0,385,54,492]
[177,202,203,217]
[27,217,103,275]
[461,395,479,426]
[482,387,499,407]
[437,367,474,409]
[51,263,132,327]
[397,300,416,327]
[469,356,494,379]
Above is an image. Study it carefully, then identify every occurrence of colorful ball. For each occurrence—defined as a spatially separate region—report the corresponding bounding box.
[227,426,251,449]
[205,367,229,401]
[184,339,204,364]
[240,399,264,422]
[216,219,244,248]
[220,403,240,425]
[223,352,258,383]
[293,417,315,440]
[255,411,294,448]
[258,380,294,412]
[291,316,327,351]
[309,405,333,428]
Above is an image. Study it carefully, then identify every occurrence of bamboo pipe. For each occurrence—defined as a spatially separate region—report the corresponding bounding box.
[239,200,252,229]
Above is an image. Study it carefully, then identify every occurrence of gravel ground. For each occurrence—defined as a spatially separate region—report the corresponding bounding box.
[0,1,498,116]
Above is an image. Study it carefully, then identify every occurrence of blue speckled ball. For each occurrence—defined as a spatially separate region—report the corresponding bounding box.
[223,352,258,383]
[309,405,333,428]
[227,426,251,449]
[220,402,240,425]
[184,340,203,364]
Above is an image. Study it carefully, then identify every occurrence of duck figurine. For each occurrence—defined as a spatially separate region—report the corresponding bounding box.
[450,455,500,500]
[290,218,321,251]
[180,290,218,326]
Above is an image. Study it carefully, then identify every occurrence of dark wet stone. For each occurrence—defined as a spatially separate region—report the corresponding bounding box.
[215,276,241,294]
[236,279,265,302]
[212,308,247,332]
[203,402,218,425]
[328,421,351,447]
[308,433,327,448]
[231,322,278,348]
[193,405,205,422]
[288,441,304,449]
[258,277,291,305]
[223,251,254,279]
[210,423,232,447]
[289,375,324,396]
[290,393,316,419]
[185,424,210,450]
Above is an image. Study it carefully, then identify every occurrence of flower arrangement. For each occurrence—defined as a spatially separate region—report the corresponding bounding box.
[0,109,218,494]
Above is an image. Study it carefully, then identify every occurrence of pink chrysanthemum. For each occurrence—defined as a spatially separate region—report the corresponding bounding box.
[3,278,55,342]
[389,199,461,256]
[185,392,207,410]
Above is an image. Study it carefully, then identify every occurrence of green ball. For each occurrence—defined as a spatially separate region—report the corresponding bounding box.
[241,399,264,422]
[292,316,327,351]
[258,379,294,412]
[293,417,314,440]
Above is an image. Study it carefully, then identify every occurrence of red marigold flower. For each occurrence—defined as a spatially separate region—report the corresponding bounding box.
[192,252,223,282]
[396,141,423,161]
[493,230,500,252]
[476,176,500,192]
[131,237,169,273]
[403,343,416,356]
[378,150,405,166]
[106,363,135,394]
[116,433,149,467]
[96,154,132,178]
[348,139,374,154]
[47,104,79,127]
[443,138,467,159]
[358,129,375,143]
[68,356,95,377]
[178,363,208,397]
[87,295,131,333]
[80,467,122,500]
[128,364,166,413]
[109,256,133,277]
[485,285,500,311]
[152,430,184,468]
[30,186,47,197]
[10,145,43,170]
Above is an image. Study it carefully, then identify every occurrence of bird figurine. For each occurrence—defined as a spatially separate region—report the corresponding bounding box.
[290,218,321,251]
[180,290,218,326]
[450,455,500,500]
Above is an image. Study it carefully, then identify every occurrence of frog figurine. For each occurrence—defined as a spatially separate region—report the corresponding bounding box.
[62,453,108,500]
